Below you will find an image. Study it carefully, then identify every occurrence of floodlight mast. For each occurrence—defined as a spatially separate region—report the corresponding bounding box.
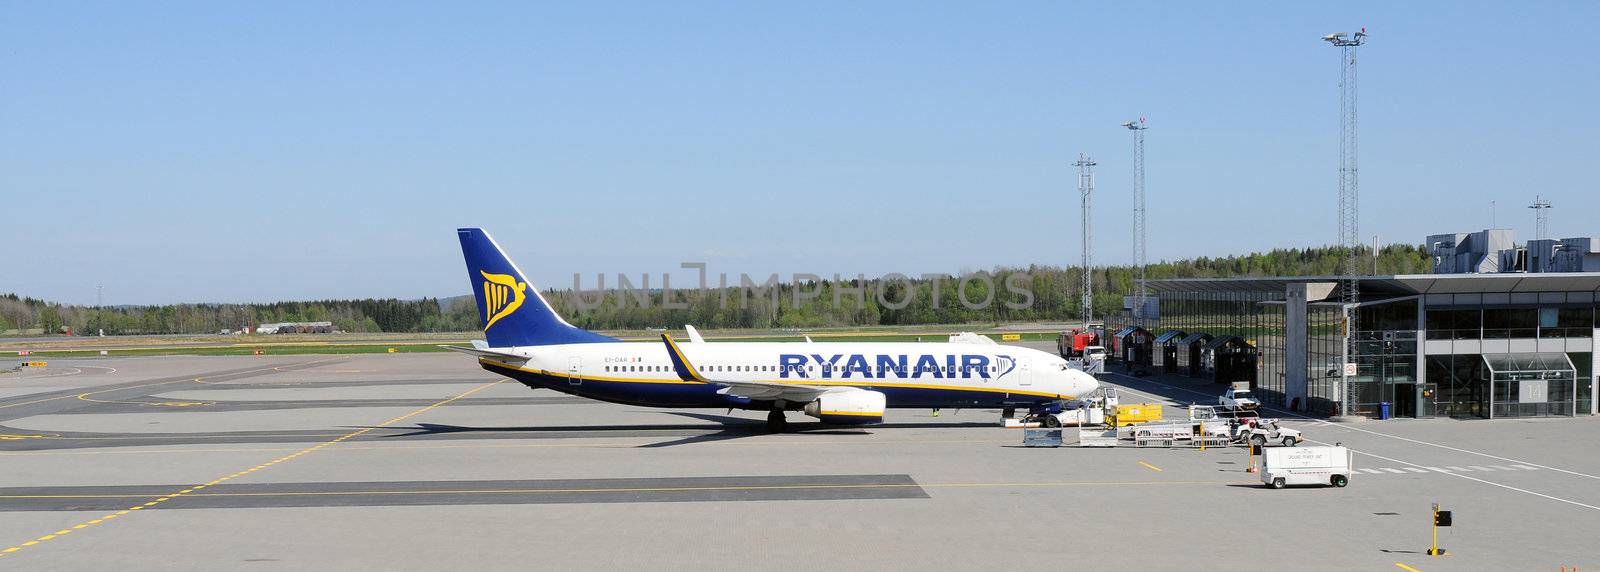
[1123,118,1148,325]
[1324,27,1367,416]
[1075,154,1097,328]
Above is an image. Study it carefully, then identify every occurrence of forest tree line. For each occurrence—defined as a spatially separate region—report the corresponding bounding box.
[2,244,1432,335]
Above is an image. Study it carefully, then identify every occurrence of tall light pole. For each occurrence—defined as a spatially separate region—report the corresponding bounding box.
[1122,118,1148,324]
[1372,234,1380,275]
[1324,27,1367,416]
[1075,154,1097,327]
[96,283,104,336]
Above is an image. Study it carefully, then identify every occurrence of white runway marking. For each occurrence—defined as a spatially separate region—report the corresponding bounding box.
[1352,465,1546,476]
[1336,445,1600,512]
[1102,372,1600,482]
[1098,372,1598,512]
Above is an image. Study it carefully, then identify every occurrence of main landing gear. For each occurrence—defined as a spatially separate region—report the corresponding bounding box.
[766,410,789,433]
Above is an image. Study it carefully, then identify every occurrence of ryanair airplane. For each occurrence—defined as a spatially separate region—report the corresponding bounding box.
[446,228,1098,432]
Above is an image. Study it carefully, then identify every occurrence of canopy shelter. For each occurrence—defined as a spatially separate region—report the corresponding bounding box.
[1114,326,1153,369]
[1153,330,1187,373]
[1483,353,1576,418]
[1203,336,1257,386]
[1178,332,1213,377]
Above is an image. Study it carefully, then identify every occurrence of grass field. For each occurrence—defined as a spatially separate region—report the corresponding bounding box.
[0,328,1065,358]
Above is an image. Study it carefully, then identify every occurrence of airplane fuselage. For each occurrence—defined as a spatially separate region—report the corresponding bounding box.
[480,341,1092,411]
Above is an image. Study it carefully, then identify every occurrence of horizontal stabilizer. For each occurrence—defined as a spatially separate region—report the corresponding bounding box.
[440,345,529,363]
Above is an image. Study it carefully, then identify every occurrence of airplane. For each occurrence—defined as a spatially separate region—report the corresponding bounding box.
[444,228,1099,432]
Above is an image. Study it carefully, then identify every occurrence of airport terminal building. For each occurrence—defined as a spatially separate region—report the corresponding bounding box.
[1107,273,1600,420]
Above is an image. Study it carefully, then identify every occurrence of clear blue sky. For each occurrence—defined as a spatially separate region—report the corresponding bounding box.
[4,2,1596,305]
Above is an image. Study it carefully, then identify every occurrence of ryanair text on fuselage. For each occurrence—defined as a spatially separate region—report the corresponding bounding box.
[773,353,1011,379]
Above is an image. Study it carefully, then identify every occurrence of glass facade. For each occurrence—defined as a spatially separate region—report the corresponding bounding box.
[1422,304,1595,418]
[1427,306,1595,340]
[1128,281,1598,420]
[1350,299,1419,417]
[1108,290,1344,414]
[1424,354,1490,418]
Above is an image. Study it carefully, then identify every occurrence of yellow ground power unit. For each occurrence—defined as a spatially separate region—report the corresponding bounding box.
[1112,403,1164,426]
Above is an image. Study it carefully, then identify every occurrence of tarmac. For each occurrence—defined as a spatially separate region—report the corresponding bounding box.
[0,346,1596,570]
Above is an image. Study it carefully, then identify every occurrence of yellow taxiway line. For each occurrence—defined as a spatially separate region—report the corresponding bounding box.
[0,377,504,558]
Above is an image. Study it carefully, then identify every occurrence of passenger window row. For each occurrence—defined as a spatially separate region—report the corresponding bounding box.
[602,364,999,375]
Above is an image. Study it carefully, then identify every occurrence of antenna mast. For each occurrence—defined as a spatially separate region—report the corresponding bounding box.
[1528,195,1552,239]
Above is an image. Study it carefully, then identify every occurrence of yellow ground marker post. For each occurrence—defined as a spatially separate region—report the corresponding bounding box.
[1427,502,1449,556]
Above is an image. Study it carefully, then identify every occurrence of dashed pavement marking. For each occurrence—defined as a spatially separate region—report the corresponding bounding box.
[0,378,505,558]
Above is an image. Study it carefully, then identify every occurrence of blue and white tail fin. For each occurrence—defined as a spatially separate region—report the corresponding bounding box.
[457,228,616,348]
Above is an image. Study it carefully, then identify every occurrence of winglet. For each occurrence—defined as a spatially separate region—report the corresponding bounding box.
[661,334,707,383]
[684,325,705,343]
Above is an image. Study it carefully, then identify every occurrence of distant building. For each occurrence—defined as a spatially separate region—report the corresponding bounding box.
[1429,229,1600,274]
[255,321,335,334]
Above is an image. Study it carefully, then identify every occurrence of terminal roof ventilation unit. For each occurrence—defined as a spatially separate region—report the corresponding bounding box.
[1179,333,1213,346]
[1154,330,1187,344]
[1482,353,1576,379]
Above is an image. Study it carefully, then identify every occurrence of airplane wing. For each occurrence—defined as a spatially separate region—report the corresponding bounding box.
[659,333,833,402]
[439,345,530,363]
[684,324,706,343]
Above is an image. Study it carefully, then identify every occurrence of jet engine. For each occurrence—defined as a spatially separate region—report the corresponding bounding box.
[803,389,886,425]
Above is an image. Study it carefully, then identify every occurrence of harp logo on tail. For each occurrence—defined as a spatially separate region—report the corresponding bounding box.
[480,270,527,331]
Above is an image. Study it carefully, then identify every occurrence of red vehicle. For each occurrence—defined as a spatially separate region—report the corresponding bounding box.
[1057,329,1100,358]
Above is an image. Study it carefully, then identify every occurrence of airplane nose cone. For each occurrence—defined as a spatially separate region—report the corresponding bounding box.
[1076,370,1099,395]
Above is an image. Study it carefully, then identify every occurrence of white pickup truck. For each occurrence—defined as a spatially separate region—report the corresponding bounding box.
[1218,388,1260,411]
[1082,346,1106,374]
